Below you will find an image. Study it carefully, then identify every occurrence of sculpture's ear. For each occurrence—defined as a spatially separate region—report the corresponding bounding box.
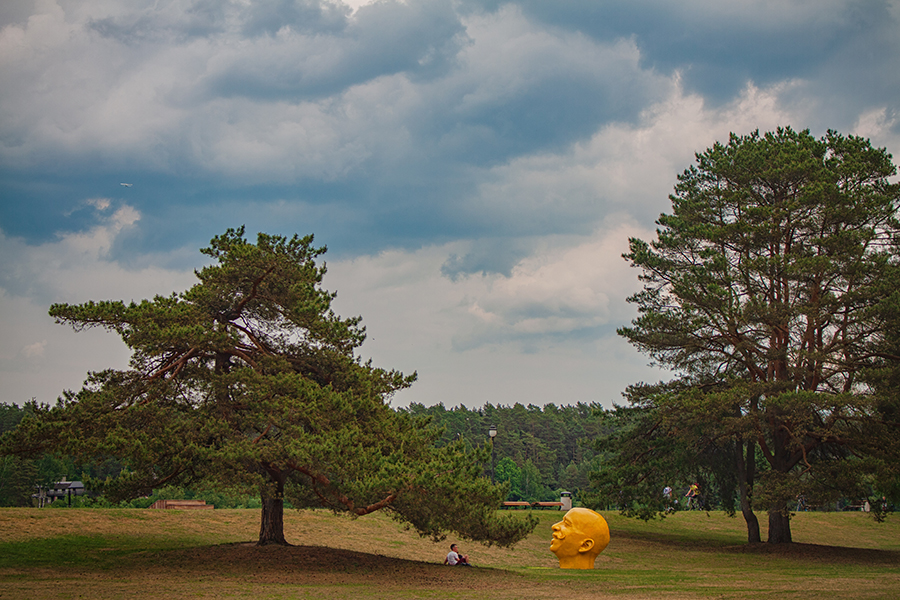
[578,538,595,554]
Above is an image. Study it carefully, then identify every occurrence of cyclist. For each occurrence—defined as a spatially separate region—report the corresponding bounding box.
[685,482,701,510]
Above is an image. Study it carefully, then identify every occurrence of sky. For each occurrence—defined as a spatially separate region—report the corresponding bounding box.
[2,0,899,410]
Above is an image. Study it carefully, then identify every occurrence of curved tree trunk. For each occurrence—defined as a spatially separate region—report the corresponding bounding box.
[736,438,761,543]
[741,499,761,544]
[258,468,289,546]
[767,506,792,544]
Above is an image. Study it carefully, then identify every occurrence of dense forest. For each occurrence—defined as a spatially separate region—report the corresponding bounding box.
[401,402,609,503]
[1,401,607,507]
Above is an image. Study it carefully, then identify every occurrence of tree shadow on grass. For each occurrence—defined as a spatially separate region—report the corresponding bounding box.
[612,528,900,566]
[722,543,900,565]
[132,543,533,589]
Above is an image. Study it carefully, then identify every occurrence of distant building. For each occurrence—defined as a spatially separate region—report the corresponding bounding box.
[32,480,85,508]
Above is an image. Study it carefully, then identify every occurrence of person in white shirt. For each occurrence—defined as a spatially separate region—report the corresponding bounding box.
[444,543,471,566]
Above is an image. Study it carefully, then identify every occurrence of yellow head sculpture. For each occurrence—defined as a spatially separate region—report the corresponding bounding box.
[550,507,610,569]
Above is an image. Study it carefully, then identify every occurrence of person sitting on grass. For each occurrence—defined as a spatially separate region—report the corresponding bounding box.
[444,543,472,566]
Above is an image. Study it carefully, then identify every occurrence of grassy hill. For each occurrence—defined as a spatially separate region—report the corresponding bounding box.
[1,508,898,599]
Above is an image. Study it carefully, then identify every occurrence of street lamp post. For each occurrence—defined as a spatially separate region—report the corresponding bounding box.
[488,424,497,483]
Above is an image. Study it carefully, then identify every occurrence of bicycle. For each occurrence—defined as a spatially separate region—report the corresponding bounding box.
[685,494,704,511]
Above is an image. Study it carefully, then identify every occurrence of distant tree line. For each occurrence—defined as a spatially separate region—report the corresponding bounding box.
[401,402,609,504]
[1,400,610,507]
[3,397,896,514]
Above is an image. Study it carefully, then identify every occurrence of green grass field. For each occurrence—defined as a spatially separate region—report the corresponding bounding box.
[1,508,898,599]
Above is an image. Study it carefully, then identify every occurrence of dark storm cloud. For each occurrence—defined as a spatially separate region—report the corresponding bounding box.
[441,237,543,278]
[0,0,670,256]
[464,0,900,105]
[88,0,230,43]
[2,0,897,261]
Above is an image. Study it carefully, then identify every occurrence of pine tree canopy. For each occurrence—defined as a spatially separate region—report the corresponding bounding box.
[593,128,900,543]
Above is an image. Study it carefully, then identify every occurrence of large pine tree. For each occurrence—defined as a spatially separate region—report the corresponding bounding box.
[4,228,535,546]
[607,128,900,543]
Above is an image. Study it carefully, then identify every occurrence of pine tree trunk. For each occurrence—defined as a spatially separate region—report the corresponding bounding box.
[735,437,761,543]
[767,506,792,544]
[258,469,289,546]
[739,491,761,543]
[767,420,792,544]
